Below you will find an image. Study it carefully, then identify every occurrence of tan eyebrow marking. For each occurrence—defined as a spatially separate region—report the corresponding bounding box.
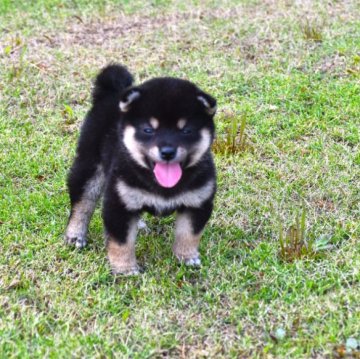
[150,117,159,129]
[177,118,187,130]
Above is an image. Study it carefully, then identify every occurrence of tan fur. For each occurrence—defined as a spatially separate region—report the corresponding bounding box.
[197,95,217,115]
[173,213,201,261]
[119,91,140,112]
[177,118,187,129]
[150,117,159,129]
[148,146,160,161]
[188,128,212,167]
[148,145,188,163]
[106,219,139,274]
[123,125,148,168]
[66,199,96,240]
[65,166,105,247]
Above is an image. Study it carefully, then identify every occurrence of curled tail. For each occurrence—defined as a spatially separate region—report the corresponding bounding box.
[92,64,134,103]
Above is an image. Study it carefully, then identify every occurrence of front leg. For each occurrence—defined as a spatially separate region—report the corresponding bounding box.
[103,191,140,275]
[173,200,213,266]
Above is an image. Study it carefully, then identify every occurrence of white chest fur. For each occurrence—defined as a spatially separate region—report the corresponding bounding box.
[116,179,215,212]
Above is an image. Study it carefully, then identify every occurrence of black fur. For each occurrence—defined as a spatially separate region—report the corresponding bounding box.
[65,64,217,273]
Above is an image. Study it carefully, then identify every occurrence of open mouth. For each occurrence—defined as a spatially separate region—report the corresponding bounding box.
[153,162,182,188]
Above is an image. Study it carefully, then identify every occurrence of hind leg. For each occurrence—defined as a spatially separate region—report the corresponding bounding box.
[65,161,105,248]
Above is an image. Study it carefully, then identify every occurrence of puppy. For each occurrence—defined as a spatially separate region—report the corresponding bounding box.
[65,64,217,274]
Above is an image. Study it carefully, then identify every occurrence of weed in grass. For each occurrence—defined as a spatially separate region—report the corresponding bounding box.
[346,55,360,76]
[301,19,323,42]
[278,204,317,262]
[62,104,76,124]
[8,44,27,80]
[3,35,23,56]
[213,113,248,155]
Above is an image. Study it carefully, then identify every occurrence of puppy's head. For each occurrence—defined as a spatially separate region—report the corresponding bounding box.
[119,78,216,188]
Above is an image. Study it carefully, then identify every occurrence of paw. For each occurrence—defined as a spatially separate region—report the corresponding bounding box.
[174,252,201,267]
[111,264,141,276]
[137,219,149,232]
[64,234,87,249]
[184,256,201,266]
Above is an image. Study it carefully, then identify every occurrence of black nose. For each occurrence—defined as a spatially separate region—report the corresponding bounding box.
[160,146,176,161]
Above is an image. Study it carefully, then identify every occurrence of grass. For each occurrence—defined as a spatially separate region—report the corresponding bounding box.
[213,114,249,155]
[301,19,324,42]
[0,0,359,357]
[278,204,319,262]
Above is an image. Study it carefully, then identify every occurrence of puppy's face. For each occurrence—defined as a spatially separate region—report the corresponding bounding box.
[119,78,216,188]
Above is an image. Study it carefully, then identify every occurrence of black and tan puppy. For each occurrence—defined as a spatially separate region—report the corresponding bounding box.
[65,64,217,274]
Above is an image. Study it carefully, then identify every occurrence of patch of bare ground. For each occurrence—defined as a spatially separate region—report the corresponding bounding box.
[314,53,348,76]
[30,12,191,48]
[2,0,358,73]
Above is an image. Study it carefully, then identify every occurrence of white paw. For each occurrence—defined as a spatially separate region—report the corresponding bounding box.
[137,219,149,232]
[75,237,87,248]
[184,256,201,267]
[174,252,201,267]
[122,268,141,276]
[65,234,87,249]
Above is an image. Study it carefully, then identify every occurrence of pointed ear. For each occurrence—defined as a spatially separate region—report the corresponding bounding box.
[119,89,141,112]
[197,92,217,115]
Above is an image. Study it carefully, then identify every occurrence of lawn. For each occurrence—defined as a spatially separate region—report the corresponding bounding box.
[0,0,359,357]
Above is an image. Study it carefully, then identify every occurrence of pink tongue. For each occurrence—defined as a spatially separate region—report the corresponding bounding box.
[153,162,182,188]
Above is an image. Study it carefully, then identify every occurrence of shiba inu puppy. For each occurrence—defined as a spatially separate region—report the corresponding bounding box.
[65,64,217,274]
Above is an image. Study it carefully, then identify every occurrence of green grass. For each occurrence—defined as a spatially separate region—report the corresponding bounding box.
[1,0,359,357]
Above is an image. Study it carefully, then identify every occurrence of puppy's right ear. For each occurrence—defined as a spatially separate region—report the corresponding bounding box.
[197,91,217,116]
[119,89,141,112]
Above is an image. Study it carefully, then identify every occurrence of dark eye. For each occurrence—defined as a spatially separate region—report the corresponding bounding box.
[143,128,154,134]
[182,128,192,135]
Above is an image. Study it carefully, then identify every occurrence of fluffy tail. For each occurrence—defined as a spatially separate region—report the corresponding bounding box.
[92,64,134,103]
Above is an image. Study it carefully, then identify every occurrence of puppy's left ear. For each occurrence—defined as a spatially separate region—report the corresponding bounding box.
[197,91,217,116]
[119,88,141,112]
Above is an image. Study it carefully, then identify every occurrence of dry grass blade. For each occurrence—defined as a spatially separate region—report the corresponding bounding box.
[213,114,249,155]
[278,205,318,262]
[301,19,323,42]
